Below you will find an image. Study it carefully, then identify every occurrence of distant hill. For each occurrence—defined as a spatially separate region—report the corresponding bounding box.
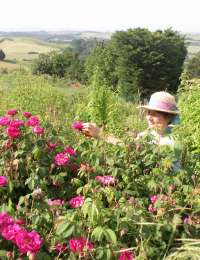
[0,37,65,62]
[185,33,200,58]
[0,30,112,43]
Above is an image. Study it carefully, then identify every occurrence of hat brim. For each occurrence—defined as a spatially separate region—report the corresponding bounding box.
[138,105,179,115]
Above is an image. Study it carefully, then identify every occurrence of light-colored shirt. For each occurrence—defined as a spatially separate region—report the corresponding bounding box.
[136,130,175,147]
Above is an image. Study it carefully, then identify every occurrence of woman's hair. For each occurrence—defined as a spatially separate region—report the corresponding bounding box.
[156,111,174,125]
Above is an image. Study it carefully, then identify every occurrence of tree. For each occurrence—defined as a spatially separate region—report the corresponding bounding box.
[32,49,85,81]
[185,51,200,79]
[71,38,98,59]
[85,28,187,100]
[85,41,118,90]
[0,49,6,60]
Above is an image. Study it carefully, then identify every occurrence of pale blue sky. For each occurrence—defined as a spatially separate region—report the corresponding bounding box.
[1,0,200,33]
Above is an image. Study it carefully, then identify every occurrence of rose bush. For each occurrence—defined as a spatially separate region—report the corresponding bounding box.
[0,109,199,259]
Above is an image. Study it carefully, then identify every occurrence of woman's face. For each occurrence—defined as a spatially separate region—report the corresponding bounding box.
[146,110,171,133]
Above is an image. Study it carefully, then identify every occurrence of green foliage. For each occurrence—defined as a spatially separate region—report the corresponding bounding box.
[2,74,67,124]
[71,38,98,59]
[185,51,200,79]
[177,78,200,154]
[0,69,200,259]
[75,68,143,134]
[32,49,85,81]
[86,28,187,99]
[85,41,118,88]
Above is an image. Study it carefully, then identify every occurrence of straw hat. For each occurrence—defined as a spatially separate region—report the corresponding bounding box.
[139,91,179,115]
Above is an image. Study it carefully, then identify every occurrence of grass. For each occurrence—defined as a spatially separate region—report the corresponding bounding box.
[0,61,21,72]
[0,37,59,61]
[0,37,69,72]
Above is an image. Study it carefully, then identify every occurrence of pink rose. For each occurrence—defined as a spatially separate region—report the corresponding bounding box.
[15,219,26,225]
[1,223,24,242]
[148,204,157,213]
[72,121,83,131]
[69,237,93,253]
[119,249,135,260]
[48,199,65,206]
[0,116,11,126]
[27,116,39,127]
[6,252,14,258]
[33,126,44,135]
[95,175,116,186]
[0,176,8,186]
[47,142,57,152]
[6,126,21,139]
[69,196,84,208]
[54,153,69,166]
[10,119,24,128]
[15,230,43,254]
[23,111,32,118]
[55,243,67,253]
[150,195,158,204]
[0,212,14,232]
[64,145,76,156]
[7,109,18,116]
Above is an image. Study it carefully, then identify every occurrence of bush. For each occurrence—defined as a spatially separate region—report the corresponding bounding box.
[0,49,6,60]
[32,49,85,82]
[185,51,200,79]
[0,109,197,259]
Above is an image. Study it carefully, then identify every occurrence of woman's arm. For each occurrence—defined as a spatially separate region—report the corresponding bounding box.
[82,123,123,145]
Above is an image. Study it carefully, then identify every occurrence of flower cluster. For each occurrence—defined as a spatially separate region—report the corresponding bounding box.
[54,145,76,167]
[0,110,23,139]
[69,237,93,254]
[0,212,43,256]
[0,176,8,186]
[48,199,65,207]
[55,243,67,253]
[119,249,135,260]
[148,195,159,213]
[72,121,83,132]
[0,110,45,139]
[69,195,85,208]
[54,152,69,166]
[95,175,116,186]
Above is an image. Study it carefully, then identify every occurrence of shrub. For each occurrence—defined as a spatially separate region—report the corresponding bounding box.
[0,109,197,259]
[32,49,85,82]
[0,49,6,60]
[185,51,200,79]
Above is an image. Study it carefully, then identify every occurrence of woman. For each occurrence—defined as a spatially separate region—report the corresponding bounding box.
[82,91,179,147]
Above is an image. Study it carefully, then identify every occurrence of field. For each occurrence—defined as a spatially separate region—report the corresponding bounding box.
[0,37,68,71]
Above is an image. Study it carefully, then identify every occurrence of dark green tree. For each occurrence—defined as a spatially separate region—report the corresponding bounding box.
[85,28,187,99]
[32,49,85,81]
[185,51,200,79]
[0,49,6,60]
[71,38,98,59]
[85,41,118,89]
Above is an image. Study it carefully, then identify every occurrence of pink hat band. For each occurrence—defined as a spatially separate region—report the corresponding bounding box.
[148,100,177,111]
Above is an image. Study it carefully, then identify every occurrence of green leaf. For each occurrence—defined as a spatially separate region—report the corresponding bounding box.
[90,202,99,223]
[36,252,52,260]
[91,226,104,241]
[56,220,71,236]
[0,250,7,258]
[104,228,117,244]
[62,225,75,238]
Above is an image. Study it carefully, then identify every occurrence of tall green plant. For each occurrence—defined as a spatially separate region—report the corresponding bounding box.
[75,67,142,134]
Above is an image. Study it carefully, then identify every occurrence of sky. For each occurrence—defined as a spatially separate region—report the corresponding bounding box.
[1,0,200,33]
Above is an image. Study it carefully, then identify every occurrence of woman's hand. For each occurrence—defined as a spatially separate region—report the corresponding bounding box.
[82,123,101,138]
